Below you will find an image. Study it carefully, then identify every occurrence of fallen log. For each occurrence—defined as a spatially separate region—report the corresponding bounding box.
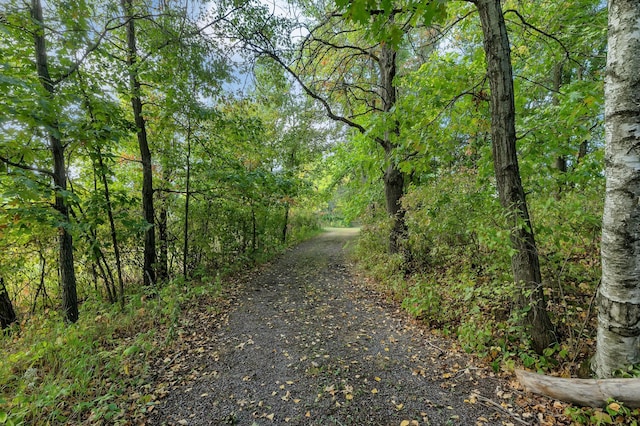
[516,369,640,408]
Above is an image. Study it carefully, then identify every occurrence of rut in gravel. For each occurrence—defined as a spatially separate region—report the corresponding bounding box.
[149,228,526,426]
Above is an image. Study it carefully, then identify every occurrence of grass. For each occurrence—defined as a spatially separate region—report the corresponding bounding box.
[1,225,326,426]
[0,281,196,426]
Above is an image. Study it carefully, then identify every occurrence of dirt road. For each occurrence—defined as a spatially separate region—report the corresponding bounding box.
[148,228,529,425]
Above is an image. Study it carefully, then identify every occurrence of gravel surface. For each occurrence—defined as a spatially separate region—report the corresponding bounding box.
[148,228,531,425]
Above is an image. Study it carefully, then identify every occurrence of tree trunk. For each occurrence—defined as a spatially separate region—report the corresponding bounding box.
[0,278,17,330]
[577,140,588,163]
[384,161,406,255]
[31,0,79,323]
[516,369,640,409]
[552,62,567,198]
[183,134,191,278]
[122,0,157,287]
[593,0,640,378]
[475,0,554,353]
[282,203,289,244]
[251,206,257,255]
[378,42,408,256]
[157,192,169,282]
[96,139,125,307]
[31,245,50,314]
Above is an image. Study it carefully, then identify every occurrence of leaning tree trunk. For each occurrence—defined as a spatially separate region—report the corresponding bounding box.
[593,0,640,378]
[378,42,408,256]
[122,0,157,286]
[475,0,554,353]
[32,0,79,323]
[0,278,17,330]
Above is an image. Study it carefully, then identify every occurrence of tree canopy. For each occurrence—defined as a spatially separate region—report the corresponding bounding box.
[2,0,639,422]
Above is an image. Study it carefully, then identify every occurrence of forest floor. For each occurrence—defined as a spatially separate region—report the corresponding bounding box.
[145,228,551,426]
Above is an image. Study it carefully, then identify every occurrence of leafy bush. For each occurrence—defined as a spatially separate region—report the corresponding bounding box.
[350,165,604,373]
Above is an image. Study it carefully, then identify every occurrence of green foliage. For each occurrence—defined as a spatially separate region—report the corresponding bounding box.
[332,0,606,381]
[613,363,640,379]
[0,302,155,424]
[0,264,281,425]
[565,400,640,426]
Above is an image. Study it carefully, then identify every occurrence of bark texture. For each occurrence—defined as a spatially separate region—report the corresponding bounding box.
[32,0,79,323]
[183,132,191,278]
[0,278,17,329]
[122,0,157,286]
[378,42,407,256]
[516,369,640,408]
[593,0,640,378]
[475,0,554,353]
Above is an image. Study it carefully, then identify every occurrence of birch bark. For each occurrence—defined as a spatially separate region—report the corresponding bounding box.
[593,0,640,378]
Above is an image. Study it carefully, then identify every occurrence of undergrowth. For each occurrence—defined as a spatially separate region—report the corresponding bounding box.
[353,173,603,376]
[0,225,323,426]
[0,279,216,425]
[348,172,640,424]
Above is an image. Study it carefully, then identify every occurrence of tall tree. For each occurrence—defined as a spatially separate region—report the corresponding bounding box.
[31,0,79,323]
[121,0,157,286]
[593,0,640,378]
[472,0,554,353]
[238,4,413,256]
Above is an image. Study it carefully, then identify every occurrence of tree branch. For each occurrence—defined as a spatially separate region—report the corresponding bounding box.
[504,9,582,68]
[0,155,54,177]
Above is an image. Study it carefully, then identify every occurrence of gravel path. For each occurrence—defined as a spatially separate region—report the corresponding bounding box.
[148,228,530,425]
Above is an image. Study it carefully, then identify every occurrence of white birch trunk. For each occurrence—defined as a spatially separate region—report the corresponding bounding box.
[593,0,640,378]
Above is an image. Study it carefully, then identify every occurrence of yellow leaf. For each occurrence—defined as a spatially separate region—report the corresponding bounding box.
[395,403,404,410]
[305,411,311,418]
[607,402,621,412]
[400,421,411,426]
[346,394,353,400]
[266,413,275,421]
[124,364,129,376]
[374,377,382,382]
[371,388,378,394]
